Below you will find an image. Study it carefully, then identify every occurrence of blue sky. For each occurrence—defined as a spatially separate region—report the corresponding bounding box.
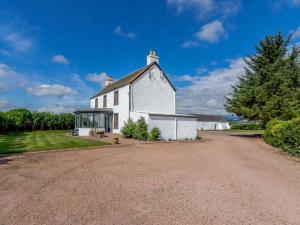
[0,0,300,114]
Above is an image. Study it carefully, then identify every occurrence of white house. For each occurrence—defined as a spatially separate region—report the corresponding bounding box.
[74,50,197,140]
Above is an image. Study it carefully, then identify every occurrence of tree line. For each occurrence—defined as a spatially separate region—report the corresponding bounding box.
[0,108,75,133]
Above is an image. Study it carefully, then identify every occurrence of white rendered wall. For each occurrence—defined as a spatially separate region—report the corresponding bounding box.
[130,111,150,123]
[131,65,175,114]
[149,115,197,140]
[197,121,230,130]
[149,116,176,140]
[90,85,130,133]
[78,128,91,136]
[177,117,197,140]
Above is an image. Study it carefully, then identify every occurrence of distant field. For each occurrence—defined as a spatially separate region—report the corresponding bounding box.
[0,130,109,154]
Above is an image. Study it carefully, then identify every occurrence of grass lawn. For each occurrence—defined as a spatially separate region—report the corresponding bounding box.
[225,129,265,134]
[0,130,110,154]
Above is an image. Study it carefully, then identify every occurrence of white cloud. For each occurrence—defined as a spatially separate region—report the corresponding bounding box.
[0,63,26,91]
[291,26,300,40]
[271,0,300,9]
[114,26,136,39]
[167,0,241,19]
[0,24,33,53]
[27,84,77,97]
[196,20,226,43]
[176,74,199,82]
[181,40,199,48]
[52,55,70,64]
[3,33,32,52]
[176,57,245,114]
[38,103,76,114]
[0,100,15,111]
[86,72,108,85]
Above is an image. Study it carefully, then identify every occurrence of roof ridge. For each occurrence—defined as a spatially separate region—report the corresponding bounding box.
[90,62,155,99]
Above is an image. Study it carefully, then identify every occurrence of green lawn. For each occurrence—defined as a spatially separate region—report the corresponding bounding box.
[0,130,110,154]
[225,129,265,134]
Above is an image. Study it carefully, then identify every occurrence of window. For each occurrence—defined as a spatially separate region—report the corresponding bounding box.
[95,98,98,108]
[114,113,119,129]
[114,91,119,105]
[103,95,107,108]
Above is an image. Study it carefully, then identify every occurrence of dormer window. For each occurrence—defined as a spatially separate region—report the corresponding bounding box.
[103,95,107,108]
[114,91,119,105]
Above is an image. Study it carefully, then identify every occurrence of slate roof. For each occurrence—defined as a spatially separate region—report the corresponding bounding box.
[90,62,175,99]
[192,114,226,122]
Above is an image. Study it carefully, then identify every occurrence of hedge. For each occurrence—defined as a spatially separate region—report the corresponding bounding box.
[264,117,300,155]
[230,121,264,130]
[0,108,75,133]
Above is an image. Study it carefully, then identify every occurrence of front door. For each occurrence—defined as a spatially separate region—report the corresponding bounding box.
[104,114,112,132]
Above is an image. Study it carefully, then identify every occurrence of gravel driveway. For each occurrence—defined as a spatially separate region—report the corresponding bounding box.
[0,132,299,225]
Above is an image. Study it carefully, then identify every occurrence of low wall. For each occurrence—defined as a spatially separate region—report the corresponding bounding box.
[78,128,91,136]
[197,121,230,130]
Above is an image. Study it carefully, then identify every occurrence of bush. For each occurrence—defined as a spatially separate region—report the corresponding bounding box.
[264,117,300,155]
[149,127,160,141]
[264,119,283,145]
[133,117,148,140]
[121,118,136,138]
[230,121,264,130]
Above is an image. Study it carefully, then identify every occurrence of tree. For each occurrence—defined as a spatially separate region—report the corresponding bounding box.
[31,112,42,131]
[5,108,32,131]
[59,113,75,130]
[0,112,6,132]
[225,32,300,125]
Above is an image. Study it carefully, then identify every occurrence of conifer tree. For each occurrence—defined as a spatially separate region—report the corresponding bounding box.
[225,32,300,124]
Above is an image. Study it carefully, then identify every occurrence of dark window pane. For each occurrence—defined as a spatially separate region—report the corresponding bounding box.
[114,91,119,105]
[114,113,119,129]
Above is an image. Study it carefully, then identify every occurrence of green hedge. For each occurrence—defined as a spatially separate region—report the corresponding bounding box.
[264,117,300,155]
[230,121,264,130]
[0,108,75,133]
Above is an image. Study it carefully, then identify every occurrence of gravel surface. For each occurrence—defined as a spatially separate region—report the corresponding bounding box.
[0,132,299,225]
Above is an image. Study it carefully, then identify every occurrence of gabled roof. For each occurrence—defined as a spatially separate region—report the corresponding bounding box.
[192,114,226,122]
[90,62,176,99]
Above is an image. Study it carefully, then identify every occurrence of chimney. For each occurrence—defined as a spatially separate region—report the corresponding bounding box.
[105,76,113,87]
[147,49,159,65]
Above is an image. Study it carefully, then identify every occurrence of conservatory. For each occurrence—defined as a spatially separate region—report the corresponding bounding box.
[74,108,113,136]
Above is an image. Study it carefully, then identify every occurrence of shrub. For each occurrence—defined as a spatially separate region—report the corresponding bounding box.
[264,117,300,155]
[121,118,136,138]
[149,127,160,141]
[264,119,283,145]
[133,117,148,140]
[230,121,264,130]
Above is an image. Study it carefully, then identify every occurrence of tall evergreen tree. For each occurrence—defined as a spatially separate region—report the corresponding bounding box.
[225,32,300,124]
